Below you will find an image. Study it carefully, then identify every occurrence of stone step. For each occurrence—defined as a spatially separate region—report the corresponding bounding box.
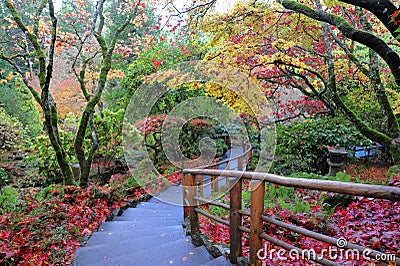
[164,245,214,266]
[98,219,181,231]
[119,207,183,217]
[159,185,182,194]
[150,196,183,206]
[75,231,193,265]
[74,237,198,266]
[113,215,183,222]
[136,201,182,210]
[85,226,184,246]
[112,210,183,222]
[203,256,234,266]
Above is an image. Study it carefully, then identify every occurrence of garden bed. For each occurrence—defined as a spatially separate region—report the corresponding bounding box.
[0,173,147,265]
[198,173,400,265]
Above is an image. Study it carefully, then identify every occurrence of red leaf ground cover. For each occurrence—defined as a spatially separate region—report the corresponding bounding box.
[0,175,146,265]
[199,174,400,265]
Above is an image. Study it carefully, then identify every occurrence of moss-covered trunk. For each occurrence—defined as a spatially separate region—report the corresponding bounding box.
[389,139,400,165]
[3,0,74,185]
[279,0,400,167]
[75,0,132,186]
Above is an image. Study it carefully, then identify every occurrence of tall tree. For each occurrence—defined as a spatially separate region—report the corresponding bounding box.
[0,0,151,185]
[1,0,75,184]
[275,0,400,163]
[191,0,400,164]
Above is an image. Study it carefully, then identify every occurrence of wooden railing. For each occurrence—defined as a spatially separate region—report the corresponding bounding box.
[203,139,252,170]
[182,168,400,265]
[188,140,252,197]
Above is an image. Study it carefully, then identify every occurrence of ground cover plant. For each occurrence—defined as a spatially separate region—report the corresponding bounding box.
[0,173,147,264]
[199,171,400,265]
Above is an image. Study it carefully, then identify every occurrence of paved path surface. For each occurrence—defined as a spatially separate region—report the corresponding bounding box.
[202,147,246,197]
[73,148,245,265]
[156,147,246,205]
[74,196,232,265]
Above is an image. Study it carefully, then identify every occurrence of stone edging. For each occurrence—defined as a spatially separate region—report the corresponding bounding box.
[185,217,250,265]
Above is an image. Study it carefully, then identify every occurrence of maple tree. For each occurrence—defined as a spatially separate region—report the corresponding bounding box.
[191,0,400,164]
[59,0,151,186]
[0,0,153,185]
[274,0,400,164]
[0,0,75,184]
[135,113,219,169]
[118,29,204,112]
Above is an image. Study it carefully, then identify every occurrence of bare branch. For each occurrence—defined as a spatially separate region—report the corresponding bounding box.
[0,52,41,104]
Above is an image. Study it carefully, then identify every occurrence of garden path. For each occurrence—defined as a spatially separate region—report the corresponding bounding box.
[73,148,245,266]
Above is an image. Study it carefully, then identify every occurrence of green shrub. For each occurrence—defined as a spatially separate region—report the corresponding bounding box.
[0,79,41,137]
[0,167,11,186]
[290,171,362,183]
[23,131,76,186]
[387,165,400,180]
[0,186,18,212]
[214,138,229,158]
[0,107,32,169]
[209,205,229,218]
[125,176,139,188]
[288,172,357,214]
[242,184,312,214]
[93,109,125,161]
[273,117,370,175]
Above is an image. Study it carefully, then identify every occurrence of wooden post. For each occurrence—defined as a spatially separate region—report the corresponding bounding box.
[188,173,199,235]
[211,166,219,193]
[182,173,189,220]
[229,176,242,263]
[215,165,219,190]
[226,161,230,184]
[238,156,243,171]
[250,180,265,266]
[196,174,203,197]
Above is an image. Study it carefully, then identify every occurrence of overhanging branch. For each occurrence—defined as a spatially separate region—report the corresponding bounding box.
[277,0,400,86]
[339,0,399,39]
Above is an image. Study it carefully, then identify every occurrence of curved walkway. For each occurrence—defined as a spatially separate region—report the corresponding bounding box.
[73,149,245,266]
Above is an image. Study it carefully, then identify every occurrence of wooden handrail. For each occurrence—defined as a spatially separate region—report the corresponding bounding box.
[181,141,261,264]
[202,140,252,169]
[182,167,400,265]
[183,169,400,201]
[204,151,251,169]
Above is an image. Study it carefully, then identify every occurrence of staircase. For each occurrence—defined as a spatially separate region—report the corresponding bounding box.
[74,186,233,266]
[74,147,247,265]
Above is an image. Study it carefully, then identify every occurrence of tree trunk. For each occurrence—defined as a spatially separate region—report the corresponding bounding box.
[78,160,91,187]
[390,138,400,165]
[43,111,74,185]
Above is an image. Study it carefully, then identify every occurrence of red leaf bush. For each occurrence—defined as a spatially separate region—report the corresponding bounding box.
[0,178,145,265]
